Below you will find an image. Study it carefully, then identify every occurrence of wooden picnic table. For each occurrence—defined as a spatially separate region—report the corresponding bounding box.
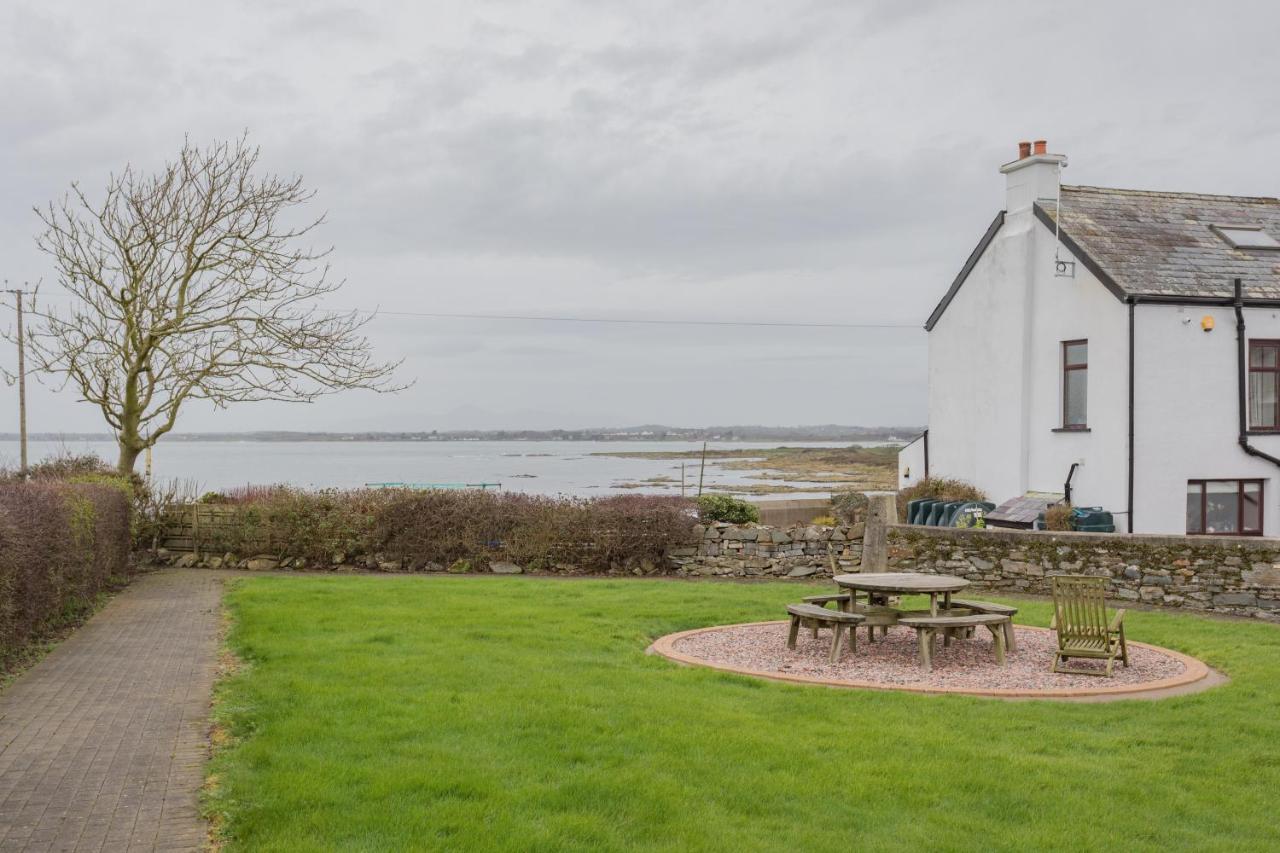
[833,572,970,617]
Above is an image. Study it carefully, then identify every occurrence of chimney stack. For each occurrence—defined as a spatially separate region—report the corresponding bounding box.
[1000,139,1066,214]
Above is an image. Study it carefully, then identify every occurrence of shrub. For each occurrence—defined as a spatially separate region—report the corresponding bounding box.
[695,494,759,524]
[1043,503,1074,531]
[374,491,696,572]
[830,490,868,524]
[172,488,698,573]
[0,480,132,667]
[14,452,116,482]
[896,478,988,522]
[194,487,398,563]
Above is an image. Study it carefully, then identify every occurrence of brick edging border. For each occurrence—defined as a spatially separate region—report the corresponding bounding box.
[647,621,1217,700]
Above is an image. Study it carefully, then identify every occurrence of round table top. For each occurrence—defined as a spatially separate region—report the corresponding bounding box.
[833,572,970,594]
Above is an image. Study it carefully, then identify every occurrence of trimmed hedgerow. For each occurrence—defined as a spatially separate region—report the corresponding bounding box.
[198,487,400,564]
[187,487,698,572]
[0,480,132,667]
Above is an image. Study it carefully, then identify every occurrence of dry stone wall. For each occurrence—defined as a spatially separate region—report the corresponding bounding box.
[886,524,1280,620]
[667,522,865,579]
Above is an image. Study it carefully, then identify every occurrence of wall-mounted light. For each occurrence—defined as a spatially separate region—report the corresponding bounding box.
[1202,315,1215,332]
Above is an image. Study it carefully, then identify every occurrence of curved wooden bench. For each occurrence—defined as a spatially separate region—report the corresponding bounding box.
[785,604,867,663]
[801,592,852,611]
[897,613,1012,672]
[948,599,1019,652]
[803,591,891,641]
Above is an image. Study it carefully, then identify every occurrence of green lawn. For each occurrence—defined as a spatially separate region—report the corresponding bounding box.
[206,576,1280,852]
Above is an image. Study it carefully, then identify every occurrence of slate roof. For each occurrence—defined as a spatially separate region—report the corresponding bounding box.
[1037,185,1280,299]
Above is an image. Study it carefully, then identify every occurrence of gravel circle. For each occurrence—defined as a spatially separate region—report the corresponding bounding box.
[670,622,1188,691]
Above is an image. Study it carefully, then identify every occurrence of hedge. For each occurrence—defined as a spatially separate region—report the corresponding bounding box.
[184,488,698,573]
[0,480,133,666]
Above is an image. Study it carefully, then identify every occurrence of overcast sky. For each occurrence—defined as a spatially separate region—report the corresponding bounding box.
[2,0,1279,434]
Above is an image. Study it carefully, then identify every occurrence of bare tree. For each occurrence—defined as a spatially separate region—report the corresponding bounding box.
[26,136,403,473]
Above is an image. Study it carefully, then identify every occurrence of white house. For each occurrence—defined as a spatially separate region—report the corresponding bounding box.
[900,140,1280,536]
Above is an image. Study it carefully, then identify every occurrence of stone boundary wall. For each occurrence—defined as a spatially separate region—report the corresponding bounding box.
[148,520,868,577]
[667,522,865,579]
[886,524,1280,620]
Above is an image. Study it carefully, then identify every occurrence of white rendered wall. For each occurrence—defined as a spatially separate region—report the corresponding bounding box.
[1132,304,1280,535]
[926,216,1032,504]
[897,432,927,488]
[1021,226,1130,528]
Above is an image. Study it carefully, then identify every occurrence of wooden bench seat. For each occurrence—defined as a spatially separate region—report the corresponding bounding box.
[785,603,867,663]
[897,613,1012,671]
[801,593,852,611]
[948,599,1019,652]
[804,591,892,641]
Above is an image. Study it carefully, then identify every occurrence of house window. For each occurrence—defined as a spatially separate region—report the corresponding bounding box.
[1186,479,1263,536]
[1062,340,1087,429]
[1249,340,1280,430]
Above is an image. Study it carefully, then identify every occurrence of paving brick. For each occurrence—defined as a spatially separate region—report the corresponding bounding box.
[0,571,221,852]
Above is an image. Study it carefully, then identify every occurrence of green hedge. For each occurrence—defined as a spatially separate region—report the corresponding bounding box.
[0,481,133,666]
[188,488,698,573]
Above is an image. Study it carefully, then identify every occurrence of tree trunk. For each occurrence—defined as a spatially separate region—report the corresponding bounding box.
[117,443,142,474]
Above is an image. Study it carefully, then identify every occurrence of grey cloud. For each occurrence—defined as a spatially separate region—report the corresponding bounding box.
[1,0,1278,435]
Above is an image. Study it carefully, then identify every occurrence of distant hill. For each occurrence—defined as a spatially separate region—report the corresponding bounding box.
[4,425,921,443]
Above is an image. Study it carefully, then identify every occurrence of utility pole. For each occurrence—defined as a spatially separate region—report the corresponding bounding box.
[697,441,707,497]
[4,286,27,478]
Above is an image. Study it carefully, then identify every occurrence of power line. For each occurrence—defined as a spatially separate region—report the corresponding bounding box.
[347,308,921,330]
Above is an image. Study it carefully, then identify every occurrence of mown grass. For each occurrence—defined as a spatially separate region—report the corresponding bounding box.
[206,576,1280,852]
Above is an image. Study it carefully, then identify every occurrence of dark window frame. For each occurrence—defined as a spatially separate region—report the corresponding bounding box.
[1186,479,1264,536]
[1061,339,1088,430]
[1248,339,1280,431]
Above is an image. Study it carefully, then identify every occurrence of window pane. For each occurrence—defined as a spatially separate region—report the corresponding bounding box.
[1250,371,1279,427]
[1251,343,1278,368]
[1219,227,1280,249]
[1186,483,1203,534]
[1204,481,1239,533]
[1064,341,1087,366]
[1243,482,1262,532]
[1064,369,1087,426]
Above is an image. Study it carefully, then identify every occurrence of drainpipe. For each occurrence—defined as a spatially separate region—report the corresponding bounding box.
[1235,278,1280,468]
[1064,462,1080,505]
[1127,299,1135,532]
[922,428,929,479]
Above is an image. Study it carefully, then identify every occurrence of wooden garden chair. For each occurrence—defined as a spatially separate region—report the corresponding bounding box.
[1050,575,1129,676]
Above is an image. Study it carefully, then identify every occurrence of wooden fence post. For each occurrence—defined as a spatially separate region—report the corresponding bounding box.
[860,493,897,572]
[192,505,201,559]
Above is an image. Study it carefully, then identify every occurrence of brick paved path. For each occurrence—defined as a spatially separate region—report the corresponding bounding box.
[0,570,222,852]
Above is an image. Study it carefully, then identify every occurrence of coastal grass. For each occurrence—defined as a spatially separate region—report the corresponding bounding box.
[206,576,1280,852]
[592,445,898,493]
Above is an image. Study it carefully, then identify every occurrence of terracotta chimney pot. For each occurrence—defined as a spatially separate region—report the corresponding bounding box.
[1033,139,1047,155]
[1018,141,1031,159]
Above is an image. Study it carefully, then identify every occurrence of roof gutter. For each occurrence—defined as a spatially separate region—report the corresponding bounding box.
[1234,278,1280,469]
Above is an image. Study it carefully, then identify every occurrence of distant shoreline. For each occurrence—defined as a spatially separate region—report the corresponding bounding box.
[1,427,919,444]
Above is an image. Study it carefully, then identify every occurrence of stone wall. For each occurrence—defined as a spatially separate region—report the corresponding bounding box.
[667,522,865,579]
[886,524,1280,619]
